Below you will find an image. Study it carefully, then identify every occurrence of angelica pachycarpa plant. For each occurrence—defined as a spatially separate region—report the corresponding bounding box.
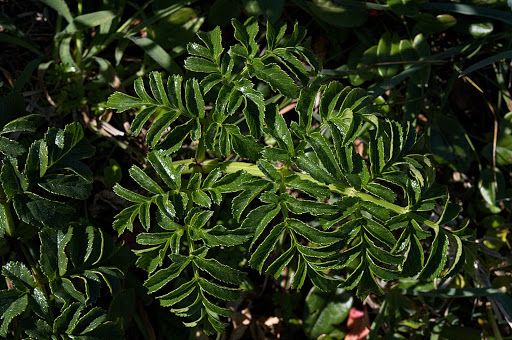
[107,17,474,334]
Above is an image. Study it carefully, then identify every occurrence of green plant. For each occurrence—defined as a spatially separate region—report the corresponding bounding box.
[106,18,474,335]
[0,117,125,338]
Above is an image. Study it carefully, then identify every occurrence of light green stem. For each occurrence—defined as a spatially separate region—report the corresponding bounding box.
[175,159,440,230]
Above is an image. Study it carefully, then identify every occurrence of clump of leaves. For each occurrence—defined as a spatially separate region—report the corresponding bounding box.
[0,119,124,339]
[107,17,475,335]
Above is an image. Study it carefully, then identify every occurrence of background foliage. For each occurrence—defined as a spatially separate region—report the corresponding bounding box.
[0,0,511,339]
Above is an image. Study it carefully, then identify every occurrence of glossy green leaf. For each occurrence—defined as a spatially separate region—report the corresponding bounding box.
[418,229,449,281]
[194,257,246,285]
[198,278,240,301]
[266,246,296,279]
[249,222,286,272]
[251,59,299,98]
[0,294,28,337]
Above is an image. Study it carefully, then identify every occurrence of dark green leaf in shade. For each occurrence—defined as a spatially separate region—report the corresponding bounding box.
[363,219,396,248]
[360,201,390,221]
[149,71,171,107]
[200,74,223,95]
[272,48,310,84]
[241,88,265,138]
[1,157,27,200]
[401,233,425,278]
[1,114,43,134]
[167,74,185,111]
[14,193,74,229]
[147,150,184,190]
[261,146,290,162]
[113,184,148,203]
[0,294,28,337]
[232,17,259,58]
[193,225,251,247]
[39,174,91,199]
[356,267,384,299]
[106,92,145,112]
[222,125,262,160]
[318,81,346,121]
[307,266,339,291]
[113,205,139,234]
[0,137,25,156]
[39,227,72,280]
[291,255,308,290]
[156,118,198,152]
[287,219,339,245]
[158,279,197,307]
[257,159,281,182]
